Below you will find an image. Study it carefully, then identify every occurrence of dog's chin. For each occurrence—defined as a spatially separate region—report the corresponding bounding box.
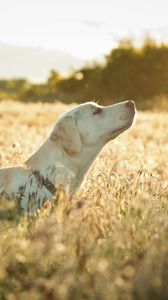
[107,117,135,141]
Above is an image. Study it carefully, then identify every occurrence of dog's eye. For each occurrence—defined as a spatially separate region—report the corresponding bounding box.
[93,107,102,115]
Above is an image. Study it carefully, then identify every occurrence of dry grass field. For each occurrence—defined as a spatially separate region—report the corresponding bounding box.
[0,100,168,300]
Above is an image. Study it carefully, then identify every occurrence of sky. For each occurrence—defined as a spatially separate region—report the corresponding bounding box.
[0,0,168,59]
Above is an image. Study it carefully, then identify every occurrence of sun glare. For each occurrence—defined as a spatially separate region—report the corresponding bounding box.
[0,0,168,59]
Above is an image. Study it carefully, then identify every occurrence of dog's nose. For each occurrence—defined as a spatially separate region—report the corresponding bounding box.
[125,100,135,107]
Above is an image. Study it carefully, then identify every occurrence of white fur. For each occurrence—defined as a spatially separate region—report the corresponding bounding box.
[0,100,136,213]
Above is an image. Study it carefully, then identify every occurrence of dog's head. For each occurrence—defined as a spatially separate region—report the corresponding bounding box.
[50,100,136,156]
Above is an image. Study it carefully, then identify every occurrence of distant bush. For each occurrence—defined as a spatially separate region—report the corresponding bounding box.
[1,38,168,109]
[55,38,168,107]
[0,79,28,100]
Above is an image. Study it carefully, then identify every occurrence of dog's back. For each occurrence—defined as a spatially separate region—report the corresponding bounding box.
[0,167,29,197]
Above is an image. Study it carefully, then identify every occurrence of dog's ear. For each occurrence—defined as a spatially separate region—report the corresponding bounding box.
[50,115,81,156]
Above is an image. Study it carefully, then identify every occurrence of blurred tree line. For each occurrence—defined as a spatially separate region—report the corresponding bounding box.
[1,38,168,109]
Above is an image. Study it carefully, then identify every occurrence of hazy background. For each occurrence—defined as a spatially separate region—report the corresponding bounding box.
[0,0,168,110]
[0,0,168,81]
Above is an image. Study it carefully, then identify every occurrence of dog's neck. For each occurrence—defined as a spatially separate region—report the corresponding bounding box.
[26,138,77,175]
[25,139,102,192]
[69,143,103,190]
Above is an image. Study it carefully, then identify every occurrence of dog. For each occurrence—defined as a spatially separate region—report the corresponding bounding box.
[0,100,136,213]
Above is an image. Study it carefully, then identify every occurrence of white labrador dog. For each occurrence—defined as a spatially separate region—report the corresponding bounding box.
[0,100,135,213]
